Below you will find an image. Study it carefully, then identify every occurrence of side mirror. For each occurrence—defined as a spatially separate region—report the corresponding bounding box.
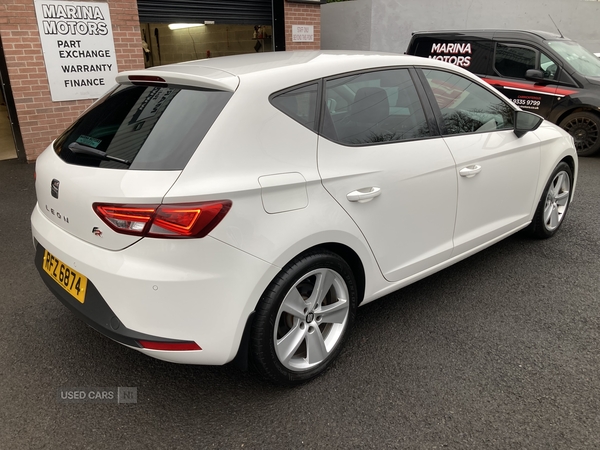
[514,110,544,138]
[525,69,545,81]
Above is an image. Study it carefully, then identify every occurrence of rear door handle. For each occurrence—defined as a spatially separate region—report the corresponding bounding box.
[459,165,482,178]
[346,187,381,203]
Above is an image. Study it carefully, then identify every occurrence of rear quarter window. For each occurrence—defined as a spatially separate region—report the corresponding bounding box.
[54,85,232,170]
[270,83,319,132]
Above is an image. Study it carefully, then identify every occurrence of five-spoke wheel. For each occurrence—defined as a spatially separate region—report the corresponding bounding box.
[251,251,357,385]
[274,267,350,372]
[530,161,573,238]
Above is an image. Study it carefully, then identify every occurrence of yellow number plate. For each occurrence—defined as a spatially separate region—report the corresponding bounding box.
[42,250,88,304]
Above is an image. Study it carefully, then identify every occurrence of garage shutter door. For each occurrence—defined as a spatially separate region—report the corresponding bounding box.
[137,0,273,25]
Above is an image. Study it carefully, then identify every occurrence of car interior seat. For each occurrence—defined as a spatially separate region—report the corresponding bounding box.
[338,87,390,144]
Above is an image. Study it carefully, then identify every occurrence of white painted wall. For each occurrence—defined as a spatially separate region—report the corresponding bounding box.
[321,0,372,51]
[323,0,600,54]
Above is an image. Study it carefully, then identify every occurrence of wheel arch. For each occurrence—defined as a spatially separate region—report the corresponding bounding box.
[264,241,367,307]
[559,154,578,202]
[309,242,366,306]
[231,241,368,371]
[560,154,576,179]
[555,106,600,127]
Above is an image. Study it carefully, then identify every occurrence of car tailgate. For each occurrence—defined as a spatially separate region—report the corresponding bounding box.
[35,147,180,251]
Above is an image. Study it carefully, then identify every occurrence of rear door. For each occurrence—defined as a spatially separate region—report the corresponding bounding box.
[318,68,457,282]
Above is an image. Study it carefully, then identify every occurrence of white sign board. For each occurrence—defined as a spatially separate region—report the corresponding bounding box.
[291,25,314,43]
[34,0,119,102]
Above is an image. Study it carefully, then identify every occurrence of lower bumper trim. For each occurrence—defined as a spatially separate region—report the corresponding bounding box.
[35,243,186,348]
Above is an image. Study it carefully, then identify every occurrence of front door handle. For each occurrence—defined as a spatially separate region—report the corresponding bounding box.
[346,187,381,203]
[459,165,482,178]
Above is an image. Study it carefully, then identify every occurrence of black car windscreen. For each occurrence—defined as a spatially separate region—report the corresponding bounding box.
[54,84,232,170]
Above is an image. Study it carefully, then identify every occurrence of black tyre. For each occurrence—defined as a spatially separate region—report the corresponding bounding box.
[529,161,573,239]
[250,250,357,385]
[559,111,600,156]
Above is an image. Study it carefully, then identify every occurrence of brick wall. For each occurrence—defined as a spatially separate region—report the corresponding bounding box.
[0,0,144,162]
[284,1,321,51]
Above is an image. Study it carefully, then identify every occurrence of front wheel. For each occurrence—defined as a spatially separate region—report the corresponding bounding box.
[559,111,600,156]
[529,161,573,239]
[250,251,358,385]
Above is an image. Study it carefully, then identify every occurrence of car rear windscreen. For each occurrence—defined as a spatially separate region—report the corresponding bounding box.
[54,84,233,170]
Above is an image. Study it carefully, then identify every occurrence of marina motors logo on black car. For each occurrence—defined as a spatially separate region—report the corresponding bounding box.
[428,42,472,67]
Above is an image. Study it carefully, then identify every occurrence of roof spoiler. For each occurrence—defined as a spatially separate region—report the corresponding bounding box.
[116,68,239,92]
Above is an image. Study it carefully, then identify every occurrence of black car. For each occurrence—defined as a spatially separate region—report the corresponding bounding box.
[407,29,600,156]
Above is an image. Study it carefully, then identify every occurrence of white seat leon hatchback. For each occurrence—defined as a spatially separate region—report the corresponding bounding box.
[32,51,577,385]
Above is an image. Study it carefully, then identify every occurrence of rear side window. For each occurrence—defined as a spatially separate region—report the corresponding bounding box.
[54,85,232,170]
[323,69,430,145]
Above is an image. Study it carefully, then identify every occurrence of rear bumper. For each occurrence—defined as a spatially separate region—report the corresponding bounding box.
[35,244,188,348]
[32,203,279,365]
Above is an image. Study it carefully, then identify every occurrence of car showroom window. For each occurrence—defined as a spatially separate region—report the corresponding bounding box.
[322,69,430,145]
[270,83,319,132]
[422,69,515,136]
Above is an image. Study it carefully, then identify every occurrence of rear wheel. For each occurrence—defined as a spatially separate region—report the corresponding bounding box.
[250,251,357,385]
[529,161,573,239]
[559,111,600,156]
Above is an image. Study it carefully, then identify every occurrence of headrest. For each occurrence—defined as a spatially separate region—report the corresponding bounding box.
[349,87,389,123]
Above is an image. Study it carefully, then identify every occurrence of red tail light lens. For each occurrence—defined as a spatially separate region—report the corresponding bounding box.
[93,201,231,238]
[138,340,202,351]
[93,204,156,235]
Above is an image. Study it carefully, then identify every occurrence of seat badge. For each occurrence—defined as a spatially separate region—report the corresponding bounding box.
[51,179,60,199]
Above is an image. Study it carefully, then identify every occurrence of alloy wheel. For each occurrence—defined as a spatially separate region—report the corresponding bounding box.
[274,268,350,371]
[543,170,571,231]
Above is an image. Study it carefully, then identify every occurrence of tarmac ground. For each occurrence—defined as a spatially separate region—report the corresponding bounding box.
[1,155,600,449]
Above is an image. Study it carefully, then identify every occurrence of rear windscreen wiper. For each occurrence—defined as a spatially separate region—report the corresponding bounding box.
[68,142,132,166]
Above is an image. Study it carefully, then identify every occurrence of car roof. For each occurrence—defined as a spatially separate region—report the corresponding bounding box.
[411,29,567,42]
[164,51,433,75]
[117,51,442,91]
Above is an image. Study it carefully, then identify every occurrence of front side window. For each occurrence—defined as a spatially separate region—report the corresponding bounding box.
[323,69,430,145]
[54,85,232,170]
[422,69,515,135]
[495,44,537,78]
[495,43,558,80]
[540,53,559,80]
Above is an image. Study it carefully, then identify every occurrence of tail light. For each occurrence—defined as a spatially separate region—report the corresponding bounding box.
[93,201,231,238]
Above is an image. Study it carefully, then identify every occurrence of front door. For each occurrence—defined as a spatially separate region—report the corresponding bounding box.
[419,68,541,256]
